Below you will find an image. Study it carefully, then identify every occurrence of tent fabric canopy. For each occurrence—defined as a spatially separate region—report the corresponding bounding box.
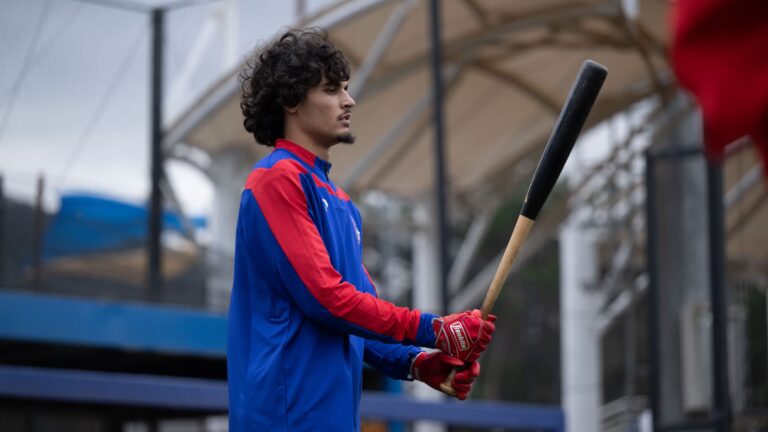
[166,0,670,202]
[43,193,206,260]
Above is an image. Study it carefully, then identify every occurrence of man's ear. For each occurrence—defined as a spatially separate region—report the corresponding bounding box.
[284,104,298,115]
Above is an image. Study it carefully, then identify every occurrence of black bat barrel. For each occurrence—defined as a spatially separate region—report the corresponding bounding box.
[520,60,608,220]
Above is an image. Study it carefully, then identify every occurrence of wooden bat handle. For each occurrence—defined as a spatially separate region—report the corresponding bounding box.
[480,215,535,317]
[439,215,536,397]
[440,369,458,396]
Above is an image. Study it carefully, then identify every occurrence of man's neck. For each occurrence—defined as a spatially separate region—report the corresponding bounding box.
[284,133,331,161]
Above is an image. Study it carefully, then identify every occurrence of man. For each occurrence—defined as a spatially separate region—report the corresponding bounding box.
[228,28,496,431]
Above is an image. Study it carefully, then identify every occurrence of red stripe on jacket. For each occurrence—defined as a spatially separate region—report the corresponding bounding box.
[311,174,351,202]
[246,159,421,342]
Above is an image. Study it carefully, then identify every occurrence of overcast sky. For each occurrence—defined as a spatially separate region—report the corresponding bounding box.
[0,0,331,214]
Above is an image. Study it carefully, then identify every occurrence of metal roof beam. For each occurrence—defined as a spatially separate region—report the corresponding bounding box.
[163,75,239,153]
[361,73,468,191]
[300,0,388,28]
[342,91,432,190]
[596,273,648,334]
[163,0,393,149]
[726,181,768,236]
[342,64,462,191]
[614,8,669,101]
[448,206,495,296]
[450,195,566,311]
[461,0,490,27]
[349,0,418,99]
[364,2,617,101]
[725,163,763,210]
[472,62,561,114]
[167,6,221,115]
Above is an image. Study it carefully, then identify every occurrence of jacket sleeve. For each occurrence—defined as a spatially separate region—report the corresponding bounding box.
[361,268,423,380]
[364,338,422,381]
[247,162,437,346]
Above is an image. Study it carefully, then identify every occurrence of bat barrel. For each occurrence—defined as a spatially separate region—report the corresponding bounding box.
[520,60,607,221]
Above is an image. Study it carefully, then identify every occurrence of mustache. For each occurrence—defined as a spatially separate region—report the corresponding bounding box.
[338,109,352,119]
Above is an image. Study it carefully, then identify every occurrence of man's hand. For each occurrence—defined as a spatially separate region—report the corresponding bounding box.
[411,351,481,400]
[433,309,496,362]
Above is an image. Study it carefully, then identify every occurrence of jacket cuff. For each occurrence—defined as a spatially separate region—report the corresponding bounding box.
[414,312,438,347]
[407,350,426,381]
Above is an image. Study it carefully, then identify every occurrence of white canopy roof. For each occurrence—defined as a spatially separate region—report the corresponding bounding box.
[165,0,671,203]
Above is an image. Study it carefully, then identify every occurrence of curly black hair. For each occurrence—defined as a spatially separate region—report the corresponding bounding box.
[240,28,351,147]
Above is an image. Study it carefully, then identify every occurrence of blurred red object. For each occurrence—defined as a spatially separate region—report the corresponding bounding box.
[672,0,768,169]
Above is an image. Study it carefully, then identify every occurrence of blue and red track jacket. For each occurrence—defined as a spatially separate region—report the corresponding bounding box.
[227,140,438,431]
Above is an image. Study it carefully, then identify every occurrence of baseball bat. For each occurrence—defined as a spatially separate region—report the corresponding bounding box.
[440,59,607,396]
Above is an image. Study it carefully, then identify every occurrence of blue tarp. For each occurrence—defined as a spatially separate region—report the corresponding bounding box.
[43,193,206,260]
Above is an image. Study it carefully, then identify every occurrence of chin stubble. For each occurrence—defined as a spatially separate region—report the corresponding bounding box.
[337,132,356,144]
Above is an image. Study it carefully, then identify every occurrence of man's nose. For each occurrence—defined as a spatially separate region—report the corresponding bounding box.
[343,91,355,108]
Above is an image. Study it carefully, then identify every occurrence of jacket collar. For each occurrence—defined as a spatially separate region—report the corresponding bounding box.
[275,139,332,175]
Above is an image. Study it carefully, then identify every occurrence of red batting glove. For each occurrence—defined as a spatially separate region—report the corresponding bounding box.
[411,351,481,400]
[433,309,496,363]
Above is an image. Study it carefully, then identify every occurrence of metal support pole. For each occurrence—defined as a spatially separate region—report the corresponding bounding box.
[33,175,45,289]
[560,214,602,432]
[706,159,731,432]
[645,152,661,432]
[429,0,449,314]
[624,286,637,404]
[148,8,164,300]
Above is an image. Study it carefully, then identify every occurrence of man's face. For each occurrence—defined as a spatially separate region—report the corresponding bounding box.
[292,77,356,147]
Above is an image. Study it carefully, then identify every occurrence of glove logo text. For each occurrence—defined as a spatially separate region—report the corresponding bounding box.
[449,322,469,351]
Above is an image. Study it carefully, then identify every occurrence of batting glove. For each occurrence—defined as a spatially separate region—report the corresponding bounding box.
[411,351,481,400]
[433,309,496,363]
